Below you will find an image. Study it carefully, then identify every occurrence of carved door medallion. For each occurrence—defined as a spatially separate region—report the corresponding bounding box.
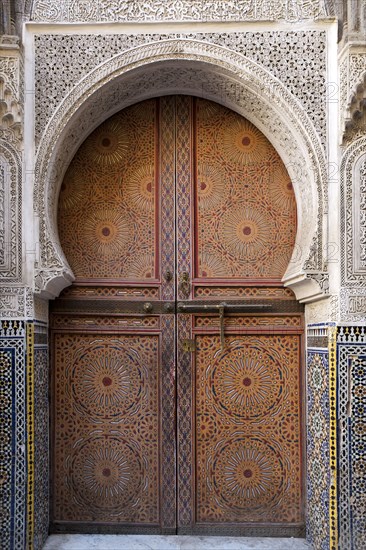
[51,97,304,536]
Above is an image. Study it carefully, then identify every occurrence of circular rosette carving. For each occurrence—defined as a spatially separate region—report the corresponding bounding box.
[220,204,275,262]
[69,340,144,420]
[208,342,285,420]
[212,435,285,512]
[196,162,227,210]
[70,435,143,514]
[220,117,272,165]
[124,164,155,213]
[84,207,130,251]
[80,117,130,167]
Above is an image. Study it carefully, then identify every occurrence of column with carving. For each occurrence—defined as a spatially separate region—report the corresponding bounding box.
[0,24,48,550]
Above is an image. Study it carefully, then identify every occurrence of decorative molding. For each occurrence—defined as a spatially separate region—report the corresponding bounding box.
[30,0,329,23]
[306,271,330,294]
[33,38,326,300]
[341,138,366,286]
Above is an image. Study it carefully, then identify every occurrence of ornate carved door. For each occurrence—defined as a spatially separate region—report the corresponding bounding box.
[51,96,304,536]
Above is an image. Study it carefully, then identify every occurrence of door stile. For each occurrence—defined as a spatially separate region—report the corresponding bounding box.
[175,96,195,532]
[159,96,177,532]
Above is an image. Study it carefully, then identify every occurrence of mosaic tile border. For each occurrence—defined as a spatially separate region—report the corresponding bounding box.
[33,323,49,549]
[337,326,366,550]
[329,327,337,550]
[306,322,338,550]
[306,347,330,550]
[26,323,35,548]
[0,320,27,550]
[349,355,366,550]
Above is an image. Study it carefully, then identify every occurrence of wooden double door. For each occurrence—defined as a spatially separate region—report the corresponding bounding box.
[51,96,304,536]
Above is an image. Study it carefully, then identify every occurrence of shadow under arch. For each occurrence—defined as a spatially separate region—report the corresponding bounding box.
[34,39,326,301]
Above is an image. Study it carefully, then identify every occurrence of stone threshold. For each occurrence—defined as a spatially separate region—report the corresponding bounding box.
[43,534,312,550]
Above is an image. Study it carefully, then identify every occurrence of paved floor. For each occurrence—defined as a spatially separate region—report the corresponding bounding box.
[44,535,312,550]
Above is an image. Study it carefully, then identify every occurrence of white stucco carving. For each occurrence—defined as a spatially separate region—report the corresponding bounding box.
[33,39,326,300]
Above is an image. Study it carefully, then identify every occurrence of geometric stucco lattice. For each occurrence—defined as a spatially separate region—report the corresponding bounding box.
[35,31,327,149]
[34,39,326,298]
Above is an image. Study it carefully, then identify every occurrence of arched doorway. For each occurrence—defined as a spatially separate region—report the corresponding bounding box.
[50,96,304,536]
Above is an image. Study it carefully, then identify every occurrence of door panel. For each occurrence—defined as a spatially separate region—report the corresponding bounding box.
[58,99,160,283]
[52,96,304,536]
[53,332,160,523]
[176,312,304,536]
[51,312,177,533]
[195,332,302,525]
[193,99,297,281]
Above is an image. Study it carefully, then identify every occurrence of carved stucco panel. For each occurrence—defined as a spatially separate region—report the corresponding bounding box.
[34,40,326,299]
[0,143,21,282]
[341,138,366,287]
[0,287,33,318]
[31,0,329,22]
[340,288,366,322]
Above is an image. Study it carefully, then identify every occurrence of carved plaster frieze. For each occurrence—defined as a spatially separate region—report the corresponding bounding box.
[35,31,327,149]
[0,142,22,281]
[33,40,326,300]
[340,49,366,143]
[0,52,23,146]
[341,138,366,286]
[31,0,329,23]
[0,56,19,95]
